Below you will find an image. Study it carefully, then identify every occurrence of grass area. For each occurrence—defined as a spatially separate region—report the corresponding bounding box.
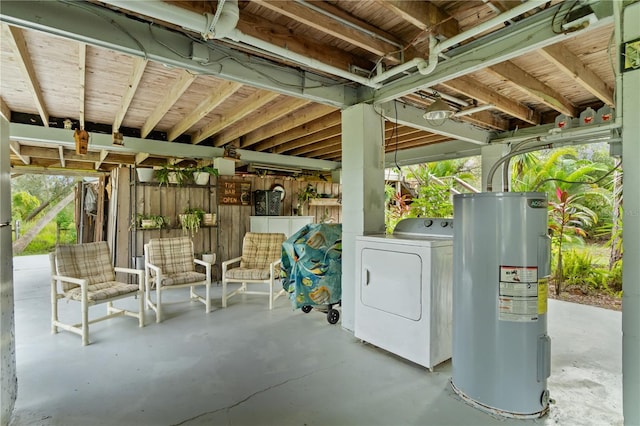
[13,221,76,256]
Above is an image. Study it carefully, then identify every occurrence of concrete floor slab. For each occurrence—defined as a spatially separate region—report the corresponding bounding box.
[9,255,622,425]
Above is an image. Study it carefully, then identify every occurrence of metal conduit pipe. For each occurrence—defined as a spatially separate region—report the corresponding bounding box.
[486,143,553,192]
[437,0,548,53]
[100,0,546,88]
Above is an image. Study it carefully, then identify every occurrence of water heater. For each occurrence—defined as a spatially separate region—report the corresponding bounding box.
[452,192,551,418]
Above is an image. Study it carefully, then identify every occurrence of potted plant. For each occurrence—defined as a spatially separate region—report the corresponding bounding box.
[156,165,195,186]
[193,165,219,185]
[296,183,318,216]
[133,213,169,229]
[135,167,155,183]
[179,207,205,237]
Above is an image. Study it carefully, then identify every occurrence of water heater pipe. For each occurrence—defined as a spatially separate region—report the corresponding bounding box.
[486,143,553,192]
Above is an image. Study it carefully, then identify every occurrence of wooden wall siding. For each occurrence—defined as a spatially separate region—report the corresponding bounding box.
[114,169,342,273]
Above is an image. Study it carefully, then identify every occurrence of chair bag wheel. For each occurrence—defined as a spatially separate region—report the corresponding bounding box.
[327,308,340,324]
[301,305,313,313]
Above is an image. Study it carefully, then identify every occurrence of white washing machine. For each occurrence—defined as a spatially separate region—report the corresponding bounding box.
[355,218,454,371]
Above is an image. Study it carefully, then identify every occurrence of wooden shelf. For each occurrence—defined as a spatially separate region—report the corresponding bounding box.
[309,198,341,206]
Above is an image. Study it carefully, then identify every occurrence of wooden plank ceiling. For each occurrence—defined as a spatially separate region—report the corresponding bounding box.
[1,0,616,175]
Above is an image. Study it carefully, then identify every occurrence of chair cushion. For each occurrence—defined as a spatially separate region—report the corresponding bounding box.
[240,233,286,269]
[64,281,139,303]
[225,267,277,281]
[156,271,206,286]
[55,241,116,291]
[147,237,195,276]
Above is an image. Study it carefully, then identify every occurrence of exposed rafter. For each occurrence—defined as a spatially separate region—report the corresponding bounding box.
[488,61,577,117]
[78,43,86,129]
[58,146,65,168]
[0,97,10,121]
[193,90,281,145]
[539,44,615,107]
[253,0,402,63]
[95,150,109,170]
[245,106,338,150]
[375,0,459,39]
[441,76,540,124]
[113,56,147,133]
[215,98,311,148]
[141,69,196,138]
[4,25,49,127]
[9,141,30,165]
[168,80,242,142]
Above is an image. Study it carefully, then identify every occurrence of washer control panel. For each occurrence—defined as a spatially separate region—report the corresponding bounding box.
[393,217,454,237]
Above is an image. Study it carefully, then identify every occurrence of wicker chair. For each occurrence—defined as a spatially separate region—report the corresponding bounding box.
[50,241,145,346]
[222,232,287,310]
[144,236,211,323]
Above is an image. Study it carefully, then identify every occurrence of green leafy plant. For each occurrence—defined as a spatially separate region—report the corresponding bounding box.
[132,213,169,229]
[179,207,205,237]
[156,165,195,186]
[548,187,598,295]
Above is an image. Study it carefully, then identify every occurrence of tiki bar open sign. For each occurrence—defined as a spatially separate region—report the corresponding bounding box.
[219,180,251,205]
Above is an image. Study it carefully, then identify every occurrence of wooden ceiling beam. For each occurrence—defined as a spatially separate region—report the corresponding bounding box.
[78,43,86,129]
[135,152,150,165]
[300,138,342,157]
[95,149,109,170]
[0,97,11,122]
[168,80,242,142]
[58,146,65,168]
[18,145,135,165]
[113,57,148,133]
[9,141,30,165]
[217,98,311,148]
[274,124,342,154]
[141,69,196,138]
[539,44,614,107]
[192,90,280,145]
[488,61,577,117]
[249,107,340,151]
[253,0,401,63]
[5,25,49,127]
[236,12,371,72]
[441,76,540,124]
[375,0,459,39]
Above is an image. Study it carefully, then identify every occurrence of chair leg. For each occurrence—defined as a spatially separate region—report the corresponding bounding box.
[222,278,227,308]
[81,296,89,346]
[138,293,145,327]
[206,282,211,313]
[51,281,59,334]
[269,280,274,310]
[156,287,162,323]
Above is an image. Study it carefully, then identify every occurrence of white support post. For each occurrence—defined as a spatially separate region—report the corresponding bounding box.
[622,3,640,424]
[340,104,385,331]
[481,144,510,192]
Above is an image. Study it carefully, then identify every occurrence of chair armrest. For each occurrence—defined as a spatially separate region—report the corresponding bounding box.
[114,267,144,291]
[145,262,162,275]
[193,258,207,267]
[194,258,212,280]
[269,258,282,275]
[222,256,242,268]
[51,274,87,287]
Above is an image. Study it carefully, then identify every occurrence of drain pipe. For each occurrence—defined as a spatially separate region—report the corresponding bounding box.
[100,0,546,87]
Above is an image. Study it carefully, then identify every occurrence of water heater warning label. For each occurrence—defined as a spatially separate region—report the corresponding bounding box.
[499,266,539,322]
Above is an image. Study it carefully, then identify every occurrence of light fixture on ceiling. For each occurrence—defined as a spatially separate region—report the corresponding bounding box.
[423,93,453,125]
